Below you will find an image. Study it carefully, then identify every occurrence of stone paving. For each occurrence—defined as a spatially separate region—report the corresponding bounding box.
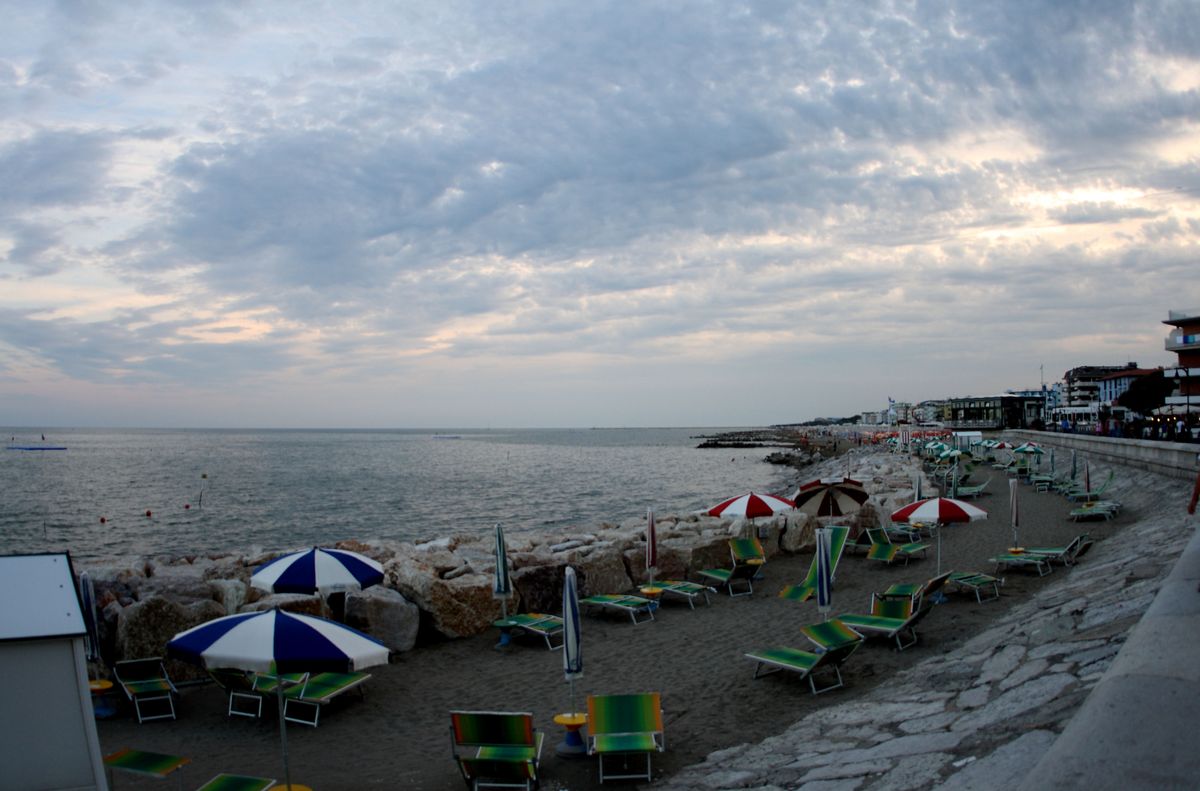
[656,467,1194,791]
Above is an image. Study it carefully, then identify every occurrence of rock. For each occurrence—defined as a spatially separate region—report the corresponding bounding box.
[572,549,633,597]
[209,579,248,615]
[139,562,217,603]
[780,512,816,553]
[389,555,502,638]
[344,586,420,653]
[239,593,324,616]
[116,596,224,680]
[512,563,565,613]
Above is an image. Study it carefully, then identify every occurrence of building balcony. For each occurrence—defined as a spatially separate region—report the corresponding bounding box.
[1165,332,1200,352]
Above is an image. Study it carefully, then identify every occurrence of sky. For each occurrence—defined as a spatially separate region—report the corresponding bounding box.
[2,1,1199,429]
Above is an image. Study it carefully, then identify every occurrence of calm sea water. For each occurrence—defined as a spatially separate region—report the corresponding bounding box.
[0,427,792,562]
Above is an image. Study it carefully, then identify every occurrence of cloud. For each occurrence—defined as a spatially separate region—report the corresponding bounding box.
[0,0,1198,426]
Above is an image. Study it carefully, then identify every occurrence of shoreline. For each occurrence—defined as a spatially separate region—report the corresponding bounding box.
[88,438,1159,789]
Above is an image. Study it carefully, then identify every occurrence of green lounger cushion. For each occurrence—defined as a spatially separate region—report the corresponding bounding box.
[451,710,537,748]
[587,692,663,742]
[284,671,369,702]
[103,748,190,778]
[195,774,275,791]
[801,619,863,651]
[746,646,819,672]
[590,732,662,753]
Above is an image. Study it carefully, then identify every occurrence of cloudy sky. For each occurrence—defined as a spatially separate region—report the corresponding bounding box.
[2,1,1198,429]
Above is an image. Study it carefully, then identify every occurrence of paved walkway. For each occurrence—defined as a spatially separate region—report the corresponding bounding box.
[657,467,1196,790]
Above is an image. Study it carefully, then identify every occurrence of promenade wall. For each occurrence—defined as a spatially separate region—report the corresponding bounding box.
[1010,430,1200,482]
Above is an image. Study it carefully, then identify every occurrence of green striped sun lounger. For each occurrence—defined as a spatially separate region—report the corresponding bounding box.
[696,537,765,597]
[1025,534,1094,566]
[282,671,371,727]
[745,618,863,694]
[990,551,1051,576]
[654,579,715,608]
[194,774,275,791]
[113,658,179,723]
[836,595,929,651]
[778,526,850,602]
[104,748,190,789]
[947,571,1002,602]
[450,710,543,791]
[864,528,929,566]
[586,693,665,784]
[581,594,655,624]
[506,612,564,649]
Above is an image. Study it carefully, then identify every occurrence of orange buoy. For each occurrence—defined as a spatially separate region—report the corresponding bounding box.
[99,516,106,524]
[145,510,152,518]
[184,503,191,510]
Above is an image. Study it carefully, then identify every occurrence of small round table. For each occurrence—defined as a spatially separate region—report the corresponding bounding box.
[639,586,662,611]
[553,712,588,758]
[493,618,517,652]
[89,679,117,719]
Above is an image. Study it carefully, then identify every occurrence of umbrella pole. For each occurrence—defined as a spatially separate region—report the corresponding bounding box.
[277,681,292,791]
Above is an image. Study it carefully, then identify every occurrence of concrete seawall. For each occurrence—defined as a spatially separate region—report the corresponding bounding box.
[1011,430,1200,482]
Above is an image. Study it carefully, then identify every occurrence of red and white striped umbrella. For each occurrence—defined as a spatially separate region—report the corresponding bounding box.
[791,477,869,517]
[706,491,795,519]
[890,497,987,525]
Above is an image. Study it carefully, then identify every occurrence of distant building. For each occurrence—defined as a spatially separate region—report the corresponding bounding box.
[1053,363,1139,428]
[1097,367,1160,410]
[1163,309,1200,416]
[945,394,1046,430]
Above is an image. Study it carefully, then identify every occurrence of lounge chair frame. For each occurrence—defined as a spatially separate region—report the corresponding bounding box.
[947,571,1002,602]
[581,594,656,624]
[450,710,544,791]
[837,595,928,651]
[586,693,665,784]
[653,579,715,608]
[745,619,863,694]
[282,671,371,727]
[506,613,564,650]
[696,537,765,597]
[194,773,276,791]
[990,552,1051,576]
[113,657,179,723]
[778,525,851,602]
[209,668,265,719]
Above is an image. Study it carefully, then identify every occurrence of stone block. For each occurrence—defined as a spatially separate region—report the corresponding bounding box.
[344,586,420,653]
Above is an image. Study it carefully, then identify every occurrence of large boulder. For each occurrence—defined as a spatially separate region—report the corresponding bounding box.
[387,555,504,638]
[209,579,248,615]
[139,561,216,603]
[239,593,324,616]
[780,512,817,553]
[512,563,564,613]
[115,596,225,680]
[344,586,420,653]
[572,549,632,598]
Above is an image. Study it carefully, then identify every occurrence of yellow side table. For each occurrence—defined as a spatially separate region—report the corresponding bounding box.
[553,712,588,758]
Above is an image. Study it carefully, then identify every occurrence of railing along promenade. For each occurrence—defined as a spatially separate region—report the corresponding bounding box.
[1010,429,1200,482]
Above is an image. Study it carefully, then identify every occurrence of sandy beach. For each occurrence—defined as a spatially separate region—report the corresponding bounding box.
[94,450,1130,790]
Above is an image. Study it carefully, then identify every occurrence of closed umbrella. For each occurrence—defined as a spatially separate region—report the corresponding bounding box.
[492,523,512,617]
[706,491,794,520]
[645,509,658,584]
[167,609,388,791]
[562,567,583,716]
[791,478,869,517]
[1071,449,1078,482]
[815,527,833,620]
[1009,479,1020,549]
[251,547,384,595]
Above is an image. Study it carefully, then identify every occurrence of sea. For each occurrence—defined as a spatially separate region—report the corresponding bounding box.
[1,427,796,563]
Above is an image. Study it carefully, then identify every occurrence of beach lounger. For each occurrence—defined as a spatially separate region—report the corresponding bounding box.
[947,571,1002,602]
[104,747,190,789]
[450,710,544,791]
[778,526,850,602]
[745,618,863,694]
[877,570,952,605]
[1025,534,1094,566]
[1070,502,1119,521]
[581,594,655,624]
[505,613,564,650]
[954,481,988,499]
[836,594,929,651]
[283,671,371,727]
[208,668,266,719]
[113,658,179,723]
[696,537,766,597]
[586,693,665,783]
[1064,470,1115,502]
[990,551,1052,576]
[654,579,715,608]
[864,528,929,566]
[194,774,276,791]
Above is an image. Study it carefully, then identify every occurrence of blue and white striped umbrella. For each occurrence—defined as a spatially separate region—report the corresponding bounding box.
[166,608,389,674]
[167,608,388,790]
[815,527,833,619]
[251,547,384,595]
[562,566,583,714]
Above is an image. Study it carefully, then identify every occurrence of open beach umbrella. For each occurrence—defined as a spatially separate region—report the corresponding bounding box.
[815,527,833,620]
[562,566,583,716]
[167,608,388,791]
[646,509,658,584]
[706,491,794,520]
[891,497,989,575]
[493,523,512,619]
[792,478,869,518]
[251,547,384,595]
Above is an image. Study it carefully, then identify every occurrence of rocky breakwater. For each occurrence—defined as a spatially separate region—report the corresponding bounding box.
[80,445,924,680]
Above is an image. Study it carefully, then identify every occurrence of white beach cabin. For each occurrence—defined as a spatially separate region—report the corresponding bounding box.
[0,553,107,790]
